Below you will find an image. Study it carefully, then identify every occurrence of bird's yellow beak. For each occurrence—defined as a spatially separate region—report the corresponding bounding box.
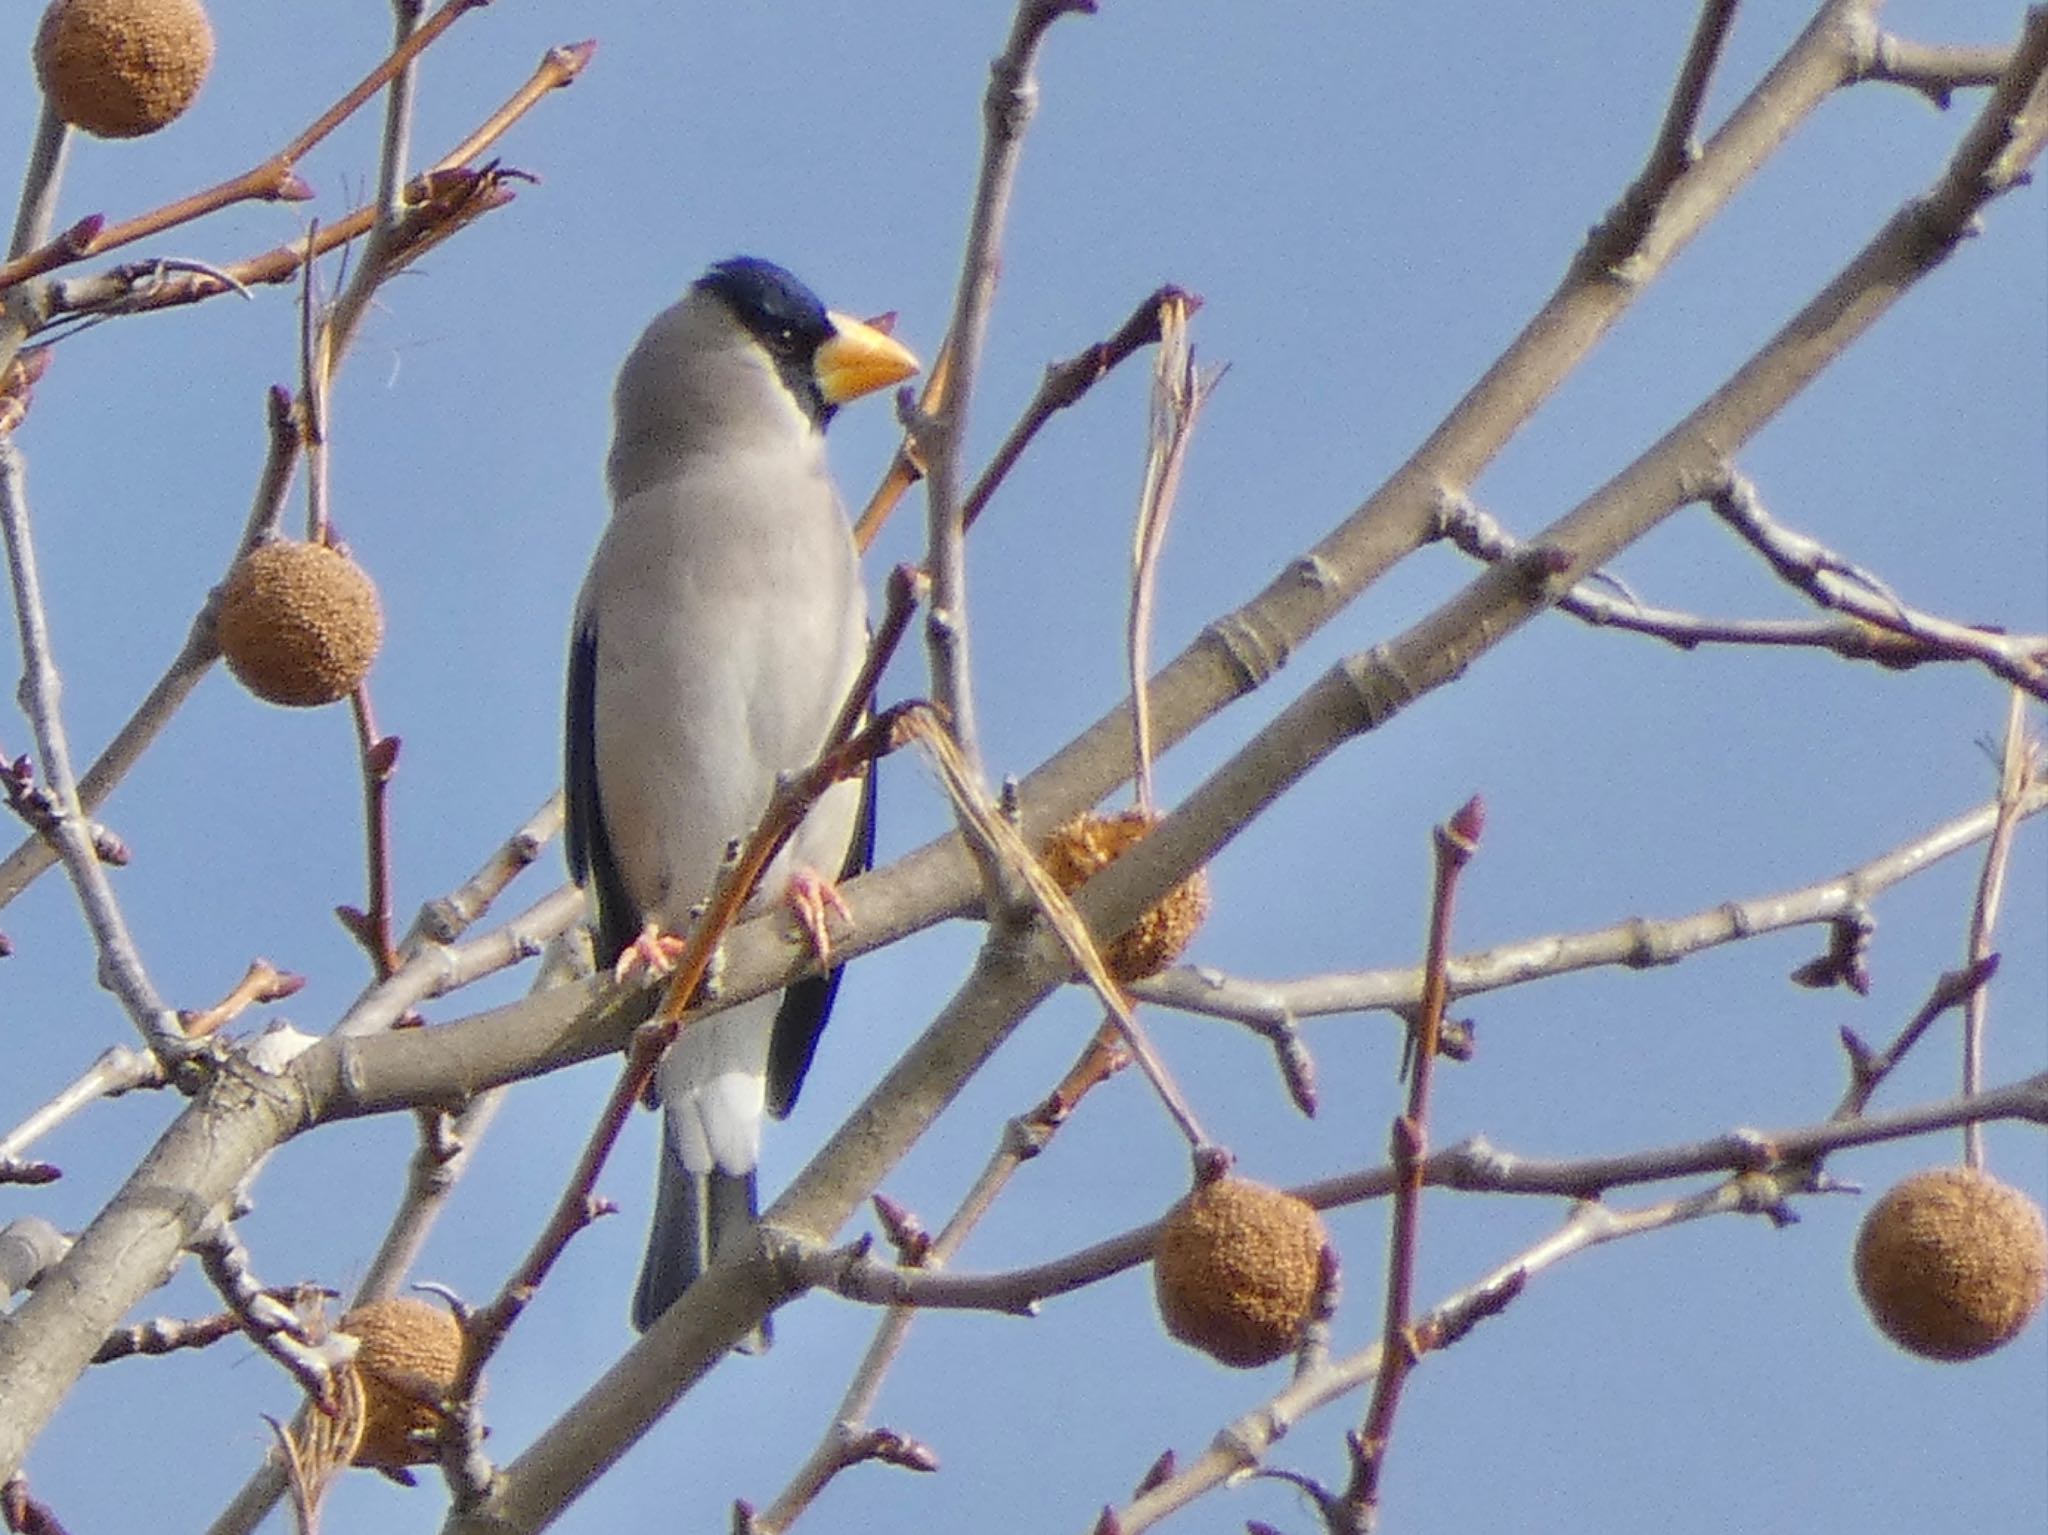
[816,312,920,405]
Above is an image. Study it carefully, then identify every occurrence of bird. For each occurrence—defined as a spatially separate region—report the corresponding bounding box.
[564,256,918,1336]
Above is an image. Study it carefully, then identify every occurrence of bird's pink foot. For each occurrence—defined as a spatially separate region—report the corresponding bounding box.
[612,921,689,983]
[786,867,853,963]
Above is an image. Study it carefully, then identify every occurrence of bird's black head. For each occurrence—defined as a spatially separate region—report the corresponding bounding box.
[696,256,839,429]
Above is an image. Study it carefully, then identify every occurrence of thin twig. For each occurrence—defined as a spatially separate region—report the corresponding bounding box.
[909,711,1210,1148]
[0,442,185,1058]
[434,40,597,173]
[0,218,101,292]
[850,283,1195,552]
[1139,779,2048,1032]
[298,226,331,546]
[179,960,306,1041]
[1644,2,1743,198]
[1350,797,1483,1525]
[754,1025,1128,1531]
[36,42,587,332]
[0,1045,165,1165]
[968,285,1196,537]
[1959,690,2034,1168]
[352,912,582,1304]
[1435,492,2048,686]
[325,0,427,384]
[0,70,557,916]
[1832,957,2001,1122]
[1706,472,2048,700]
[851,344,949,555]
[0,0,492,295]
[91,1286,331,1365]
[188,1222,341,1411]
[1856,33,2015,109]
[339,689,402,977]
[332,879,582,1041]
[399,794,563,956]
[1128,294,1218,815]
[1585,0,1744,270]
[206,804,574,1535]
[1109,1073,2048,1531]
[770,1071,2048,1347]
[4,102,72,265]
[917,0,1096,814]
[0,385,297,911]
[373,0,427,226]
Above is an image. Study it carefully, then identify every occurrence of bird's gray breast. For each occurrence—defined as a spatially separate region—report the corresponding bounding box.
[582,445,866,932]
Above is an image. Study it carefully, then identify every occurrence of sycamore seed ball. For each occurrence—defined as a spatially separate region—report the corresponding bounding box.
[1854,1167,2048,1362]
[34,0,215,139]
[339,1298,465,1470]
[216,540,383,707]
[1154,1176,1327,1368]
[1041,810,1211,984]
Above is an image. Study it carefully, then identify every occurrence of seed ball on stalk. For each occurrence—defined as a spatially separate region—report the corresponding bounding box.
[1153,1175,1328,1367]
[1853,1166,2048,1362]
[1040,809,1210,984]
[215,540,384,708]
[337,1297,466,1470]
[33,0,215,139]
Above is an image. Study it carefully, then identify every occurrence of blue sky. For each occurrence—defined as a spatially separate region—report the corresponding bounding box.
[2,3,2043,1532]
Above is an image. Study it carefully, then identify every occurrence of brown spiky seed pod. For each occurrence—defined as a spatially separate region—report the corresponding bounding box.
[33,0,215,139]
[339,1298,465,1470]
[1154,1176,1326,1367]
[1854,1167,2048,1362]
[216,540,383,707]
[1040,810,1210,984]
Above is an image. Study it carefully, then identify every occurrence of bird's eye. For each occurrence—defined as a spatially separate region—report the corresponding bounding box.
[776,327,796,346]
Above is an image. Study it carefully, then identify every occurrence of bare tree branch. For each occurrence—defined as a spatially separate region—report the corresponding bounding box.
[1137,780,2048,1030]
[1108,1070,2048,1530]
[0,442,184,1059]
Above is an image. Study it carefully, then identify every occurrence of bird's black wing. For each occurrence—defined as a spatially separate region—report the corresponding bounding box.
[765,751,876,1120]
[565,612,640,967]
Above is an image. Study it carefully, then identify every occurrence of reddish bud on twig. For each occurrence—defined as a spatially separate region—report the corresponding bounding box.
[1133,1449,1177,1497]
[179,958,307,1039]
[1448,793,1486,847]
[1189,1143,1233,1188]
[871,1194,931,1265]
[864,1428,939,1473]
[1,1470,72,1535]
[335,904,374,944]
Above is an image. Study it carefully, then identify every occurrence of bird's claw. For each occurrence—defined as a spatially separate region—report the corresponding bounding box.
[786,868,853,963]
[613,923,689,983]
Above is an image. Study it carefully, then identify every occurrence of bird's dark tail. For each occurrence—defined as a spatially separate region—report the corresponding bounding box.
[632,1133,770,1351]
